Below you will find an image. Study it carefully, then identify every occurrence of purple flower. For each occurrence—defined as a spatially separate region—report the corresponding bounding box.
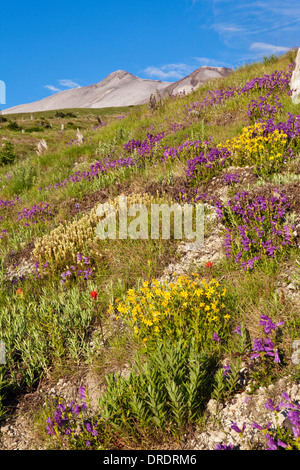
[264,399,280,412]
[231,422,246,434]
[215,443,234,450]
[46,417,56,435]
[265,433,278,450]
[259,314,284,335]
[79,385,87,401]
[277,439,288,448]
[233,326,242,335]
[223,364,231,377]
[213,332,221,342]
[85,421,98,436]
[252,422,263,430]
[274,349,281,364]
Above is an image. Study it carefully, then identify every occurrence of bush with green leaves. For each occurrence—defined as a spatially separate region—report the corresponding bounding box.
[0,285,94,389]
[46,338,218,448]
[0,141,17,166]
[6,121,21,131]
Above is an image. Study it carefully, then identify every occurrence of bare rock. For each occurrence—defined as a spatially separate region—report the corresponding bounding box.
[290,48,300,104]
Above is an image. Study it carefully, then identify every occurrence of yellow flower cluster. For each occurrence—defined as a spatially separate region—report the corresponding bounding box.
[219,122,289,168]
[111,274,230,346]
[33,191,176,267]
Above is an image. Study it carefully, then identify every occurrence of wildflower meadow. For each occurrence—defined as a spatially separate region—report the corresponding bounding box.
[0,49,300,451]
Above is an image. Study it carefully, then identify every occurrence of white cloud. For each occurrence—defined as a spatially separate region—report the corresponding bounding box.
[213,23,245,34]
[44,85,62,92]
[143,63,194,80]
[211,0,300,50]
[250,42,290,56]
[58,79,81,88]
[194,56,231,67]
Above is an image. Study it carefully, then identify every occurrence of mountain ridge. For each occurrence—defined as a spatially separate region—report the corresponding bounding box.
[3,66,232,115]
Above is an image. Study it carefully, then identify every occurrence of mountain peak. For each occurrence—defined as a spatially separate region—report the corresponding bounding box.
[97,70,135,85]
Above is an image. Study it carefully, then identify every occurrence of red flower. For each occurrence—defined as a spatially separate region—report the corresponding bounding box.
[205,261,213,268]
[90,290,98,300]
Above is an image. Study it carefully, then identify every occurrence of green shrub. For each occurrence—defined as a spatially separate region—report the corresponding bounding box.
[0,141,17,165]
[8,162,37,194]
[262,54,278,65]
[46,338,217,448]
[6,121,21,131]
[25,126,44,133]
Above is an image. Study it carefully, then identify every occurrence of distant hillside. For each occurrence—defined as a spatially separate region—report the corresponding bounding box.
[3,66,232,115]
[160,66,232,97]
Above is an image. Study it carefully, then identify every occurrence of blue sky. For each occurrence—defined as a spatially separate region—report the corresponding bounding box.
[1,0,299,109]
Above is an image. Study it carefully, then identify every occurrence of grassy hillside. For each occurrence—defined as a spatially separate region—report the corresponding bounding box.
[1,49,300,450]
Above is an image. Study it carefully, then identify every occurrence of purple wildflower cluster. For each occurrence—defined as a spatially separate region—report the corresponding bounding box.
[93,122,107,131]
[186,146,231,182]
[247,92,284,121]
[250,314,284,364]
[240,67,295,95]
[0,196,20,209]
[220,190,295,269]
[172,122,184,133]
[261,113,300,141]
[223,173,241,185]
[46,386,100,448]
[161,138,208,162]
[186,67,294,115]
[32,260,49,279]
[123,132,165,156]
[38,155,136,193]
[17,202,53,226]
[0,228,7,240]
[0,196,21,227]
[178,187,295,271]
[215,443,234,450]
[60,253,93,284]
[224,392,300,450]
[216,316,300,450]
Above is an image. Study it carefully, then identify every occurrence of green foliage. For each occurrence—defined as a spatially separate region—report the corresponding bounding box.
[0,284,94,388]
[97,338,217,441]
[6,121,21,131]
[55,111,77,118]
[25,126,44,133]
[262,54,278,66]
[8,161,37,194]
[211,358,243,404]
[0,141,17,166]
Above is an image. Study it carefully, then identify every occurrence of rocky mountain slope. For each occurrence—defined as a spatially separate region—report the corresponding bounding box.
[3,66,231,115]
[160,66,232,97]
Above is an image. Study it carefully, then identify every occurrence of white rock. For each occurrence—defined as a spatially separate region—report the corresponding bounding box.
[210,430,227,443]
[206,398,219,416]
[287,283,296,290]
[290,48,300,104]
